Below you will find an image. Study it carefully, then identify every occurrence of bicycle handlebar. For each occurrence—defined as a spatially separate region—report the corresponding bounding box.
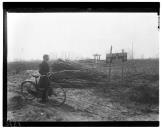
[32,72,55,78]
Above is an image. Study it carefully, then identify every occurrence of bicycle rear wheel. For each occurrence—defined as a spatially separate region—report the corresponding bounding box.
[21,81,36,100]
[48,84,66,106]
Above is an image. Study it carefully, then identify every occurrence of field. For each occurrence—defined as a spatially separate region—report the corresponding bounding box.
[7,59,159,121]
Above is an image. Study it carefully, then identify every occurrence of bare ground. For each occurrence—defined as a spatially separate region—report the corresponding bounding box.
[7,69,159,121]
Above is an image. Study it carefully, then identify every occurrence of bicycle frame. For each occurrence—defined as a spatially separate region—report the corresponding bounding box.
[33,75,50,92]
[31,73,56,92]
[33,77,40,91]
[21,73,66,106]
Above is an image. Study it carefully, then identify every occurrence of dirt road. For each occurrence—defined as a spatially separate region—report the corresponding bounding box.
[7,88,158,121]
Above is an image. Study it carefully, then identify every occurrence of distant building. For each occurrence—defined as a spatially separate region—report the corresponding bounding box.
[106,52,127,64]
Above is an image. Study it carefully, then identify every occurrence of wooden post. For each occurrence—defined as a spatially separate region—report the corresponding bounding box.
[132,42,133,60]
[93,55,95,64]
[98,55,101,72]
[93,54,96,68]
[121,49,124,82]
[108,46,112,82]
[96,55,98,63]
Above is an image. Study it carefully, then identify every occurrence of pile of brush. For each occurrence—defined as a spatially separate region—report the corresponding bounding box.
[50,59,107,86]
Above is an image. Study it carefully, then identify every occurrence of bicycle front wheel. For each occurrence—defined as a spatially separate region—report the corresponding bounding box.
[21,81,36,100]
[48,84,66,106]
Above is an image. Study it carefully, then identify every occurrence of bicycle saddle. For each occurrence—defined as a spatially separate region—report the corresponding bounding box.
[32,74,39,78]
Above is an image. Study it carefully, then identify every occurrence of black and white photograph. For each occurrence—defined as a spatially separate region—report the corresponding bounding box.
[4,2,159,127]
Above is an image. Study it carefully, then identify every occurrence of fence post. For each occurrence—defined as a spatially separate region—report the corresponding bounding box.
[121,49,124,82]
[108,46,112,82]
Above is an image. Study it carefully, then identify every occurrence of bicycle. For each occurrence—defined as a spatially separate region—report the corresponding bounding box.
[20,72,66,106]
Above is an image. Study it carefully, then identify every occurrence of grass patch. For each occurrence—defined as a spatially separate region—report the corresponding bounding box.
[128,84,159,105]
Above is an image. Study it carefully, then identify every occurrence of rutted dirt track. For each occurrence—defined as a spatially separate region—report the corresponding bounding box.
[7,68,158,121]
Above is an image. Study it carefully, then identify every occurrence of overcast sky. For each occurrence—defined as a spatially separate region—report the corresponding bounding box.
[7,12,159,62]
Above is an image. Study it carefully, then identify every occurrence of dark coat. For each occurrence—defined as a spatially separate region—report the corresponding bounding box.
[38,61,50,88]
[39,61,49,75]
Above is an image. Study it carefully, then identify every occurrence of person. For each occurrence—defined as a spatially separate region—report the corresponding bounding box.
[38,54,50,103]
